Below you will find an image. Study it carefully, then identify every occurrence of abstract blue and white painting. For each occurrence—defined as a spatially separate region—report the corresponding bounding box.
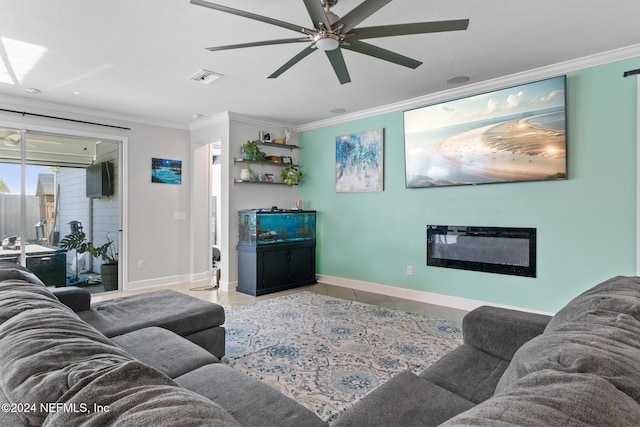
[151,157,182,184]
[335,129,384,192]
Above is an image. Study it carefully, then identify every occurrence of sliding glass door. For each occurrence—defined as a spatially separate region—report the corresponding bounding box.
[0,127,120,292]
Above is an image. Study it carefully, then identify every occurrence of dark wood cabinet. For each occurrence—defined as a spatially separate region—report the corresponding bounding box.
[237,241,316,296]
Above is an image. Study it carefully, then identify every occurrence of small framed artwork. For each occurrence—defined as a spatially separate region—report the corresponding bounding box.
[335,128,384,192]
[151,157,182,184]
[259,131,271,142]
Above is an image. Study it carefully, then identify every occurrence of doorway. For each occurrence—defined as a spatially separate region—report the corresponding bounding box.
[211,143,222,285]
[0,127,121,293]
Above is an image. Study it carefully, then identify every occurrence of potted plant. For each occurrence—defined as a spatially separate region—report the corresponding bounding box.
[240,140,267,182]
[280,165,303,186]
[86,233,118,291]
[240,140,267,162]
[59,231,89,286]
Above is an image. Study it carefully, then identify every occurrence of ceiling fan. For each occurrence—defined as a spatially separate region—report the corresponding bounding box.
[191,0,469,84]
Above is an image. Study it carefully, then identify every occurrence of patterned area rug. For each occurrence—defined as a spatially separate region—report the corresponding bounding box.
[223,292,463,422]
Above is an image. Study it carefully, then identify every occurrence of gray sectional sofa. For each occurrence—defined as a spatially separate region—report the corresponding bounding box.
[333,275,640,426]
[4,259,640,426]
[0,262,326,427]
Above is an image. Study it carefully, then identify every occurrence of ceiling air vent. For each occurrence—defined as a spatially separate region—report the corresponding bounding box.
[188,69,223,84]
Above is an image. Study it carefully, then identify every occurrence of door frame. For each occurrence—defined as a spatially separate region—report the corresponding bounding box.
[0,119,128,289]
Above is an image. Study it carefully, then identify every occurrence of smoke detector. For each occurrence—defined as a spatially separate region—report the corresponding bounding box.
[188,69,223,84]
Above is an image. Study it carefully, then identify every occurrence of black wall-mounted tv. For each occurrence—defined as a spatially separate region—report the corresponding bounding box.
[404,76,567,188]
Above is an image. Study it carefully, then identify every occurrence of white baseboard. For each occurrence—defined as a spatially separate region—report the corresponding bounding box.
[219,280,237,292]
[125,274,193,291]
[318,274,554,316]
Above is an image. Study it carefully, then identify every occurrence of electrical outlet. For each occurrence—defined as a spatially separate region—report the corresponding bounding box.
[138,260,145,269]
[406,265,413,276]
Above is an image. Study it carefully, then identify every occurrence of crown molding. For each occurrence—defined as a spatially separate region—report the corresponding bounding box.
[297,43,640,132]
[188,111,231,130]
[0,93,188,131]
[227,112,296,130]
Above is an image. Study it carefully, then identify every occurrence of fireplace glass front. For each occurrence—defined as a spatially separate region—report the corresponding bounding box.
[427,225,536,277]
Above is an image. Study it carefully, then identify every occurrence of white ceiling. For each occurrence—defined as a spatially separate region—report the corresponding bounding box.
[2,0,640,128]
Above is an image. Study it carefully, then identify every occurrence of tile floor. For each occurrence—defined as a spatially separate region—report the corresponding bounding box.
[91,280,468,323]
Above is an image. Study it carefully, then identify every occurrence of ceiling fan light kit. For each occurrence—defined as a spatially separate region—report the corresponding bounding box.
[314,33,340,51]
[191,0,469,84]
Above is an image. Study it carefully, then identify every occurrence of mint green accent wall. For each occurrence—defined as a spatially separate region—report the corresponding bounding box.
[299,57,640,312]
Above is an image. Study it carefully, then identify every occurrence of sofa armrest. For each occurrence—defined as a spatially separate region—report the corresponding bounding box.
[51,287,91,312]
[462,306,551,361]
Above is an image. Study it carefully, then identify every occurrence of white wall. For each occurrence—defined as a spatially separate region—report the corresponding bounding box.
[90,141,119,273]
[0,95,299,292]
[226,115,299,288]
[0,94,193,290]
[190,113,299,290]
[190,114,229,287]
[56,168,89,270]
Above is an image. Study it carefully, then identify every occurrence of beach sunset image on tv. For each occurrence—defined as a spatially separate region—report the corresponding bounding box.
[404,76,567,188]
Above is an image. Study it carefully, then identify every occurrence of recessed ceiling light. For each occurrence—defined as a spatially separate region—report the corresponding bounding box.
[73,91,80,95]
[330,108,346,114]
[446,76,470,85]
[24,87,41,94]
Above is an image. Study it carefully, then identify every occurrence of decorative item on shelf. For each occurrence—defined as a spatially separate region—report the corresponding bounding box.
[240,140,266,161]
[259,131,271,142]
[266,155,282,163]
[281,155,293,164]
[272,138,284,144]
[280,164,303,186]
[240,140,266,181]
[284,128,291,144]
[240,168,252,182]
[265,173,274,183]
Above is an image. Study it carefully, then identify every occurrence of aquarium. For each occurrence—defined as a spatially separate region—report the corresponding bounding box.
[238,209,316,245]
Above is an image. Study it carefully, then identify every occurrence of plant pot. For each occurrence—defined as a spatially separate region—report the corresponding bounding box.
[100,263,119,291]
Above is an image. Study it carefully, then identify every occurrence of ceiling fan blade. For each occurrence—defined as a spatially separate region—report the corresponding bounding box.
[303,0,330,29]
[350,20,469,40]
[268,45,316,79]
[207,38,308,52]
[190,0,312,34]
[325,49,351,84]
[342,40,421,69]
[334,0,392,33]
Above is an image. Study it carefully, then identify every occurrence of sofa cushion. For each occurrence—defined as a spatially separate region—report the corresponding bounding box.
[78,289,225,338]
[175,363,327,427]
[111,326,219,378]
[546,275,640,330]
[43,361,241,427]
[442,370,640,426]
[0,262,47,286]
[0,281,73,325]
[331,370,475,427]
[0,307,133,426]
[496,309,640,402]
[419,344,509,404]
[51,286,92,312]
[462,305,550,361]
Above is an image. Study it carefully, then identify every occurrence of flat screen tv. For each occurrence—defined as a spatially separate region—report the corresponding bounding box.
[404,76,567,188]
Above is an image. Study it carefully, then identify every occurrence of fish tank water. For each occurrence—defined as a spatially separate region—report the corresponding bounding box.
[238,210,316,245]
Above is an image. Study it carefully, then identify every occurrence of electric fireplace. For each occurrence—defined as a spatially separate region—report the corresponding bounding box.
[427,225,536,277]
